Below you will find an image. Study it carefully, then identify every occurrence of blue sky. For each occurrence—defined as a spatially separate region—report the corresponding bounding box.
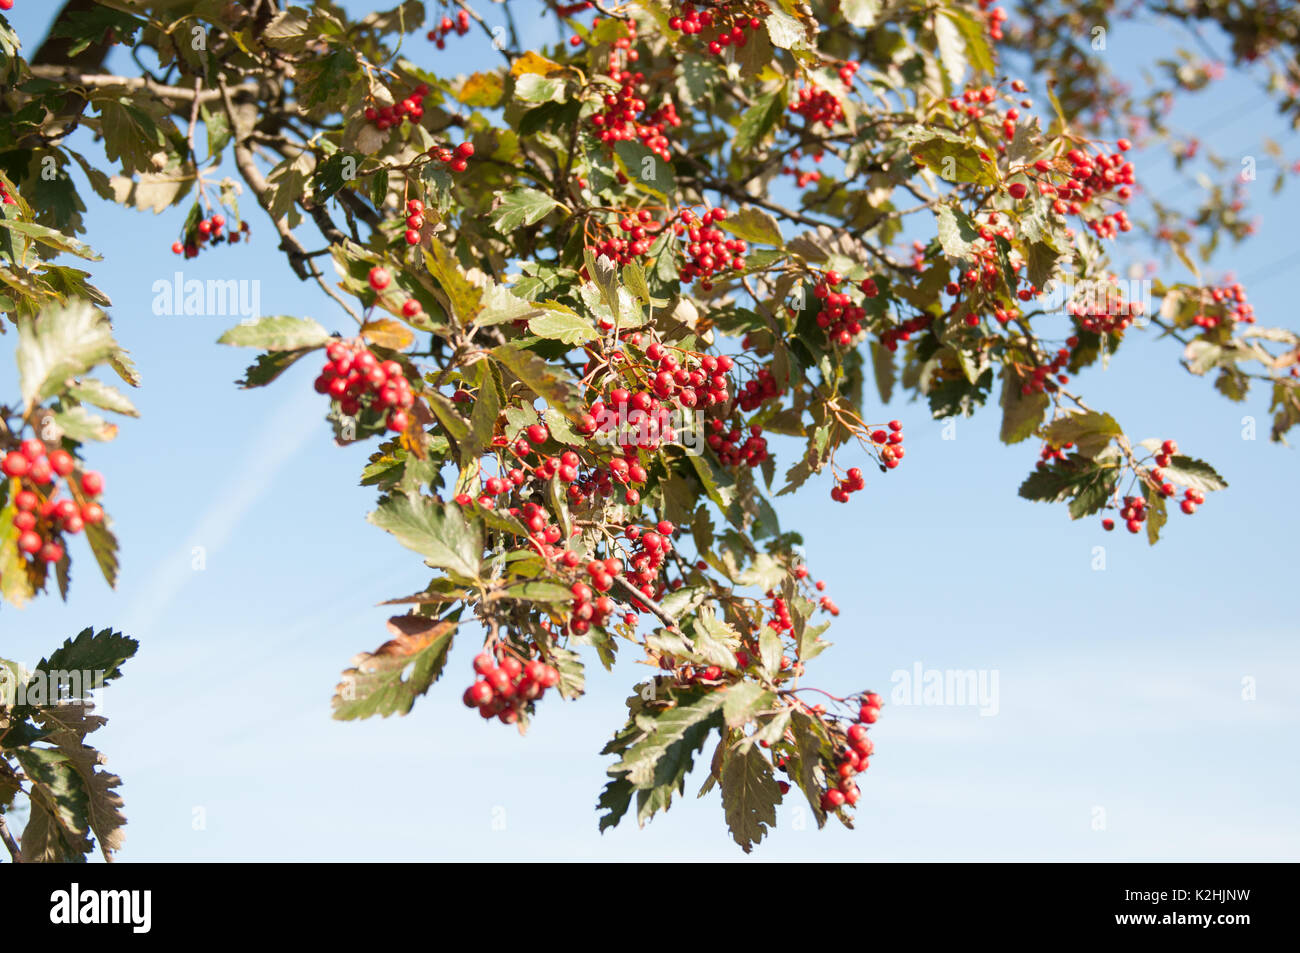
[2,3,1298,861]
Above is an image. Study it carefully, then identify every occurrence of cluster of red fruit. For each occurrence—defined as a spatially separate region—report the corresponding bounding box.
[0,180,14,205]
[400,198,426,245]
[811,270,872,346]
[781,147,826,188]
[566,561,623,634]
[879,312,933,353]
[1027,142,1135,239]
[170,213,245,257]
[463,650,561,725]
[2,441,105,565]
[589,64,680,162]
[1069,290,1144,337]
[820,695,882,811]
[706,419,769,468]
[976,0,1009,41]
[789,84,845,130]
[363,84,429,131]
[675,207,745,289]
[1019,338,1079,395]
[428,140,474,174]
[587,208,663,267]
[667,3,763,55]
[313,334,414,433]
[426,9,470,47]
[1194,281,1254,328]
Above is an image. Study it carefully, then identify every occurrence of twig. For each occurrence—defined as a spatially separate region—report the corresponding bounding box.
[0,815,21,863]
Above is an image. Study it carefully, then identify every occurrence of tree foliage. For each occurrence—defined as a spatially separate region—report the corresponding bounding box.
[2,0,1299,855]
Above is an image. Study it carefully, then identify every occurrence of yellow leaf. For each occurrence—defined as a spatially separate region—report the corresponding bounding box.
[511,51,564,78]
[361,318,415,350]
[459,71,505,107]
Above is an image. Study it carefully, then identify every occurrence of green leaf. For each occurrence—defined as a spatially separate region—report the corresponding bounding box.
[721,207,784,247]
[870,341,895,404]
[1041,411,1122,459]
[998,368,1049,444]
[1160,455,1228,492]
[34,627,137,688]
[514,73,565,103]
[614,690,726,788]
[491,342,580,409]
[218,315,332,351]
[235,348,317,388]
[692,609,743,669]
[613,141,675,203]
[368,496,484,581]
[788,709,829,827]
[16,301,116,410]
[1145,490,1168,546]
[528,307,597,345]
[0,219,101,261]
[723,682,776,729]
[66,378,139,417]
[734,89,788,154]
[80,519,120,589]
[935,204,979,261]
[489,187,561,233]
[14,747,92,861]
[51,406,116,442]
[900,128,998,186]
[332,617,456,720]
[720,743,781,853]
[1019,456,1121,520]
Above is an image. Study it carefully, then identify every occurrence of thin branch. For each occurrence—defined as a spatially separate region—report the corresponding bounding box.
[0,815,21,863]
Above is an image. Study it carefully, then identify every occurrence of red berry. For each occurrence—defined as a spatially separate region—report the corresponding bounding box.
[48,449,74,476]
[1,451,29,478]
[368,266,391,291]
[80,471,105,497]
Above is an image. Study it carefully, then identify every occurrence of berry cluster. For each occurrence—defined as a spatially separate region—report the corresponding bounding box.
[812,270,868,346]
[879,313,933,352]
[1194,281,1254,328]
[1019,338,1079,395]
[589,64,680,162]
[2,440,105,565]
[427,140,474,174]
[401,198,426,246]
[819,694,882,811]
[313,333,414,433]
[426,9,470,47]
[1031,143,1136,239]
[0,180,14,205]
[781,148,824,188]
[667,4,764,56]
[675,207,745,288]
[977,0,1009,41]
[586,208,664,267]
[566,565,620,634]
[1069,288,1144,337]
[171,213,245,257]
[789,84,845,129]
[463,651,561,725]
[363,84,429,131]
[707,418,769,468]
